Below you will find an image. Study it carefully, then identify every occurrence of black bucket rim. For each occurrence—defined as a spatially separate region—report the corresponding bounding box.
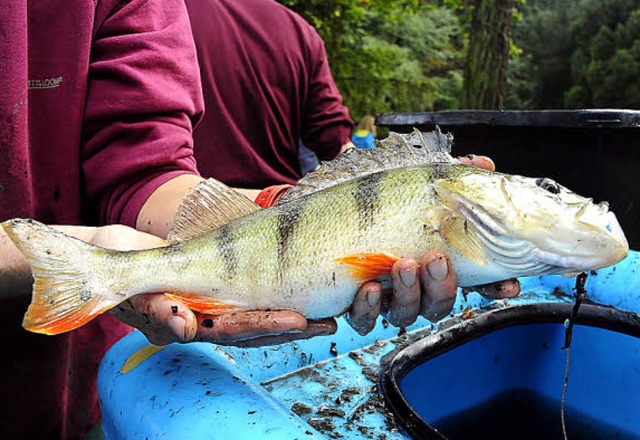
[380,302,640,440]
[375,109,640,129]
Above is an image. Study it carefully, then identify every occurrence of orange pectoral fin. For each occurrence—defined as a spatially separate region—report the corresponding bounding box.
[333,252,401,281]
[164,293,248,315]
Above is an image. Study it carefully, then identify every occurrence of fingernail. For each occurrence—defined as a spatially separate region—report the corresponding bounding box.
[480,155,494,164]
[427,257,448,281]
[167,316,187,341]
[399,266,418,288]
[366,288,380,307]
[321,327,337,336]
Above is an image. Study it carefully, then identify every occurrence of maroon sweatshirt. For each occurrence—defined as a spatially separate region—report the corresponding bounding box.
[0,1,202,438]
[185,0,354,188]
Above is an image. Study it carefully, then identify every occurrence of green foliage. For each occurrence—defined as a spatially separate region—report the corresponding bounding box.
[505,1,574,108]
[566,3,640,108]
[507,0,640,109]
[276,0,640,115]
[356,7,465,113]
[278,0,465,118]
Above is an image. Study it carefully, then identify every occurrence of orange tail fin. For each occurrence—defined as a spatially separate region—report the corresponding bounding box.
[2,219,123,335]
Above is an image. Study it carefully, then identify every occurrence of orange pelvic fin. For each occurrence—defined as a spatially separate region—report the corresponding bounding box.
[333,252,401,281]
[164,293,248,315]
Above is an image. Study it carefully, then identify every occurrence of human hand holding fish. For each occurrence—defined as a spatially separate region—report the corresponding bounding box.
[1,130,628,345]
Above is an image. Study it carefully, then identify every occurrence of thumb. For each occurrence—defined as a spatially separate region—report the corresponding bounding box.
[111,293,198,345]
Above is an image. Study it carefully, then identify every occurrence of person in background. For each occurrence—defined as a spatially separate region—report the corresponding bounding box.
[351,115,378,149]
[184,0,520,337]
[184,0,354,199]
[298,140,321,176]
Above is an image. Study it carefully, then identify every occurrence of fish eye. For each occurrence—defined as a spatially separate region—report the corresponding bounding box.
[535,178,560,194]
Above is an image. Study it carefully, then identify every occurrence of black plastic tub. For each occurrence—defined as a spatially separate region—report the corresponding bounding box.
[381,303,640,440]
[375,109,640,249]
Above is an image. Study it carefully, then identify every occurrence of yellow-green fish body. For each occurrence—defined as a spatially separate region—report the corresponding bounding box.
[128,166,457,317]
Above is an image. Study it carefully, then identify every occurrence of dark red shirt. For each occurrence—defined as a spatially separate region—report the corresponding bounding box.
[0,1,203,438]
[185,0,353,188]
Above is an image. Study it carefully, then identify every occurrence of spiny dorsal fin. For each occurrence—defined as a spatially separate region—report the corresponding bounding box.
[280,127,456,203]
[168,178,261,244]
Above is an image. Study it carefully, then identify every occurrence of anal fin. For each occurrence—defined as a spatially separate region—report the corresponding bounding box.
[164,293,249,315]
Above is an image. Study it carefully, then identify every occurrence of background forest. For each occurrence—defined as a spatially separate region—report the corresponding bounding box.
[277,0,640,120]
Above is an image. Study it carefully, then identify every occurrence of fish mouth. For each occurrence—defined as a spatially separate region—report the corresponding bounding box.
[576,203,629,267]
[537,201,629,271]
[576,201,619,234]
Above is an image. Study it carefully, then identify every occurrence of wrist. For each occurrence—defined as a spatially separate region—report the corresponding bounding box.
[255,184,293,208]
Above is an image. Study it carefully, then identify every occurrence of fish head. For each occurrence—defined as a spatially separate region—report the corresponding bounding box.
[435,166,629,273]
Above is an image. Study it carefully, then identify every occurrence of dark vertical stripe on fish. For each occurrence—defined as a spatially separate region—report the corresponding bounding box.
[216,223,237,277]
[355,172,383,231]
[276,200,306,282]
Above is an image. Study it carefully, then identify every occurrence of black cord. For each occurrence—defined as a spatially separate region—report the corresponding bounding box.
[561,271,588,440]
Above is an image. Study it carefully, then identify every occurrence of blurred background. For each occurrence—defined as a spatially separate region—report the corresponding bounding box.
[278,0,640,119]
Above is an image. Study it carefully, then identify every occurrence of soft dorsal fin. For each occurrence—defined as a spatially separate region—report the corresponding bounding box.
[168,178,261,244]
[280,127,456,203]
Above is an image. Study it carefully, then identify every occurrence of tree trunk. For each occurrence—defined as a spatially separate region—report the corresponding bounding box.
[462,0,515,109]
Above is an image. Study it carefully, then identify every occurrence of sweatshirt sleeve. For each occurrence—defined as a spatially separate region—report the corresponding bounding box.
[301,29,354,161]
[82,0,204,227]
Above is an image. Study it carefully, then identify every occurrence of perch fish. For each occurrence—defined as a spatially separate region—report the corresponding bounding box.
[2,130,629,335]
